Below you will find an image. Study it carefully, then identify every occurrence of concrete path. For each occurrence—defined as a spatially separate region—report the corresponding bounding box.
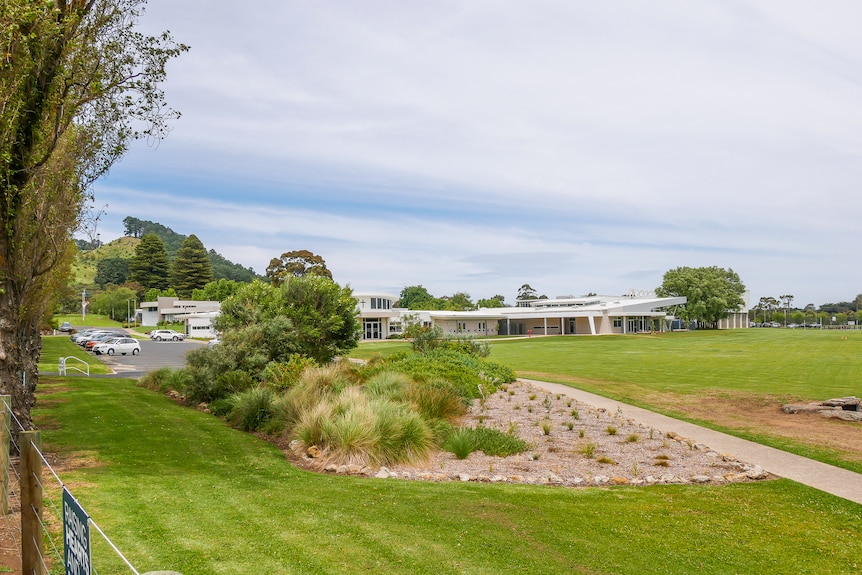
[521,378,862,506]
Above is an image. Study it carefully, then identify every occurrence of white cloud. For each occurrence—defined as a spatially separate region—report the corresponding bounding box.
[91,0,862,306]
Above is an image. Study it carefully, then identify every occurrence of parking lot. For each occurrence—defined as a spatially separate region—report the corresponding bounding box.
[65,330,207,377]
[97,338,205,376]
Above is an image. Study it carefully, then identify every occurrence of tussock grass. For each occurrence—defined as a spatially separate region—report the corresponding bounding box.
[227,387,275,432]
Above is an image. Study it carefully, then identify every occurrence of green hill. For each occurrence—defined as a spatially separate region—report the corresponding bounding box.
[74,218,262,286]
[73,236,140,284]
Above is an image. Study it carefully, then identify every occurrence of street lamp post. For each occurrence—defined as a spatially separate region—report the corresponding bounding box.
[127,299,137,328]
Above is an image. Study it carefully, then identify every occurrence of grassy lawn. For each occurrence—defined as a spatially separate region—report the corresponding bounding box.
[53,314,125,329]
[487,329,862,399]
[34,376,862,575]
[351,339,411,359]
[481,329,862,472]
[39,336,111,375]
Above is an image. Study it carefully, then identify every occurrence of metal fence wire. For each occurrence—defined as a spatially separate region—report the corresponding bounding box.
[0,396,148,575]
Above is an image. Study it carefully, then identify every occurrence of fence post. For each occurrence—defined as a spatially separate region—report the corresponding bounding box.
[0,395,9,515]
[20,430,44,575]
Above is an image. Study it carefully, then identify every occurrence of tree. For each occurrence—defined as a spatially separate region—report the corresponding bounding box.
[191,278,242,302]
[753,296,779,324]
[214,277,359,365]
[477,295,506,308]
[145,287,176,302]
[397,285,441,310]
[122,216,145,238]
[656,266,746,328]
[516,284,538,301]
[91,286,137,321]
[266,250,332,286]
[209,249,259,282]
[779,294,794,326]
[443,292,476,311]
[171,234,213,298]
[0,0,186,429]
[129,233,170,290]
[94,257,130,287]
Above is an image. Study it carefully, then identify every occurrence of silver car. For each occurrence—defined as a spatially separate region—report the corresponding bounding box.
[93,337,141,356]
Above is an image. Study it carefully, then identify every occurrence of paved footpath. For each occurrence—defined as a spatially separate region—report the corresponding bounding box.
[521,378,862,506]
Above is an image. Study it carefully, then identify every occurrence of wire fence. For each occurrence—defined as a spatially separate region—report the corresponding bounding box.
[0,396,160,575]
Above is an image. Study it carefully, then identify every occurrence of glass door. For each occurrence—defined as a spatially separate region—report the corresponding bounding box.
[364,319,381,340]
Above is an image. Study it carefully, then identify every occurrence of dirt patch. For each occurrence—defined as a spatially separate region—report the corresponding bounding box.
[636,390,862,465]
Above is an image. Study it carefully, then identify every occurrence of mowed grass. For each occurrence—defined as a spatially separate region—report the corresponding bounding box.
[34,376,862,575]
[53,314,125,329]
[488,329,862,399]
[39,336,111,375]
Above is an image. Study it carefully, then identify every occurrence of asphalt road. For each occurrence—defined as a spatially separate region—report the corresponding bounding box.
[96,338,205,377]
[59,329,207,378]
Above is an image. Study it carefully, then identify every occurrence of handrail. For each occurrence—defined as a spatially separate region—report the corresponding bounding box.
[58,356,90,377]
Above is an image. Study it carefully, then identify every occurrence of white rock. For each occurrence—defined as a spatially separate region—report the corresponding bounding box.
[744,465,769,480]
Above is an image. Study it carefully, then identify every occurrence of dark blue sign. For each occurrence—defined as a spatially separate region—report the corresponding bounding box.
[63,488,91,575]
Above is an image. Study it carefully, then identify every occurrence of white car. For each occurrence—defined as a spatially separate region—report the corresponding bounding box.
[93,337,141,356]
[149,329,186,341]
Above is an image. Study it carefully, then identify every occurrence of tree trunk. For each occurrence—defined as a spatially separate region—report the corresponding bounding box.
[0,288,39,445]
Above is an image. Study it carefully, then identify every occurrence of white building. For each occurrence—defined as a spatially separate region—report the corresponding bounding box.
[183,311,220,339]
[498,294,686,336]
[140,297,221,337]
[353,291,688,341]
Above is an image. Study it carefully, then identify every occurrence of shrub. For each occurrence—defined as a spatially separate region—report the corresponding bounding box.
[137,367,176,393]
[292,391,435,467]
[262,355,317,392]
[438,336,491,358]
[471,426,528,457]
[384,349,514,400]
[270,365,354,430]
[364,370,412,402]
[579,442,596,458]
[404,378,466,422]
[441,426,528,459]
[183,346,252,403]
[442,427,476,459]
[227,387,275,432]
[606,425,618,436]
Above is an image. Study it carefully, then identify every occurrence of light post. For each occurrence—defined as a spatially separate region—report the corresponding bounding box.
[127,299,137,328]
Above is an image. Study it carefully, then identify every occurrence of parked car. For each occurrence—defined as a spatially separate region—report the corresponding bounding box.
[58,321,73,332]
[76,330,116,346]
[207,338,220,349]
[93,337,140,356]
[84,332,119,351]
[150,329,186,341]
[71,329,99,343]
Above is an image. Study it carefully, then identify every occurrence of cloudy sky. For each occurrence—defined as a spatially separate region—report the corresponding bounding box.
[91,0,862,307]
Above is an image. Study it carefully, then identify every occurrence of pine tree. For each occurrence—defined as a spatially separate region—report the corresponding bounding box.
[171,234,213,298]
[129,234,170,290]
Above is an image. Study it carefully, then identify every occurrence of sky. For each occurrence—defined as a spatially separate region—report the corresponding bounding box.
[89,0,862,308]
